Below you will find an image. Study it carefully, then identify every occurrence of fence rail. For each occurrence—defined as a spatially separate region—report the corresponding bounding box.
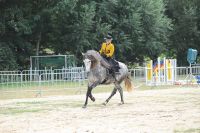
[0,67,86,90]
[129,67,145,81]
[1,66,200,89]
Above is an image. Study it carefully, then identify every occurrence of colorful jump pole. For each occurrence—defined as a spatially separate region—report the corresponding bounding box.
[146,57,176,86]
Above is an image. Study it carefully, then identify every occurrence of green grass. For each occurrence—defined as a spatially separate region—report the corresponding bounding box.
[0,83,116,100]
[15,101,47,105]
[0,80,87,90]
[46,101,84,108]
[0,107,44,115]
[0,99,100,116]
[0,80,88,99]
[174,128,200,133]
[0,77,187,100]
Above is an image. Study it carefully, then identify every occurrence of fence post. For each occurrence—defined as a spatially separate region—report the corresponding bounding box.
[133,69,136,79]
[20,71,23,88]
[30,67,32,81]
[36,74,42,97]
[51,67,54,82]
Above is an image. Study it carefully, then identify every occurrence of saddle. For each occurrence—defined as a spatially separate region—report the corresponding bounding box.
[102,57,120,73]
[100,57,120,84]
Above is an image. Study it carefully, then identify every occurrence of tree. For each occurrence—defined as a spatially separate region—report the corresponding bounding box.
[49,0,96,61]
[0,0,175,69]
[94,0,172,64]
[165,0,200,65]
[0,42,18,70]
[0,0,58,69]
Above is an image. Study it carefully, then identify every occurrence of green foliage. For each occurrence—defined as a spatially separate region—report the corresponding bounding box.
[165,0,200,65]
[0,42,18,70]
[94,0,172,64]
[0,0,200,69]
[51,0,97,55]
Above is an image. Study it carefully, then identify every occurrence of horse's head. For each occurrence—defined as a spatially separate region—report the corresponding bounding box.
[83,54,92,72]
[82,51,98,72]
[82,50,111,72]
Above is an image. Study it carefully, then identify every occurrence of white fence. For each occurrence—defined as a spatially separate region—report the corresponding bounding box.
[129,66,200,85]
[1,66,200,92]
[178,66,200,75]
[129,67,146,81]
[0,67,86,90]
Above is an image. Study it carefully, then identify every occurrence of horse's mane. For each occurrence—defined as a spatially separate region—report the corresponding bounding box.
[85,50,111,69]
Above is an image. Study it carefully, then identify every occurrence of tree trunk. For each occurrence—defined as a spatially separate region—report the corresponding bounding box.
[35,32,41,70]
[36,32,41,56]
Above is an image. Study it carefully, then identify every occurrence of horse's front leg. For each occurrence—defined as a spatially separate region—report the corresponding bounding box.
[88,86,96,102]
[82,82,98,108]
[82,86,91,108]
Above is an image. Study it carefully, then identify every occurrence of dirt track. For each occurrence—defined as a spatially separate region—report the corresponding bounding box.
[0,87,200,133]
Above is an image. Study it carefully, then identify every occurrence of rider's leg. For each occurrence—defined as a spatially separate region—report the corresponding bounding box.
[107,58,117,80]
[102,57,117,80]
[111,58,120,72]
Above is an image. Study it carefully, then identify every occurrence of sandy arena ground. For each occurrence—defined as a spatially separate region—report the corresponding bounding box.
[0,87,200,133]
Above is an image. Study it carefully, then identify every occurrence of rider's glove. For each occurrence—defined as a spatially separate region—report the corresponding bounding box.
[101,54,107,58]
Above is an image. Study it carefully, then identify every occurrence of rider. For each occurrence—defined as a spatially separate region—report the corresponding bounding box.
[99,34,119,78]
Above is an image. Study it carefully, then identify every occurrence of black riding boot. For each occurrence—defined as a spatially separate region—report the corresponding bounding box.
[110,68,117,81]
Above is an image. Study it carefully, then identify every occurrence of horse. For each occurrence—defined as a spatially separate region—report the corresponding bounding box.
[82,50,133,108]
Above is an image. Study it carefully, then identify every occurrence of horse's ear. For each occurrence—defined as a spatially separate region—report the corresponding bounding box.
[82,53,86,59]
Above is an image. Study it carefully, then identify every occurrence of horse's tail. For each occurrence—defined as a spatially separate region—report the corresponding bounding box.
[124,74,133,92]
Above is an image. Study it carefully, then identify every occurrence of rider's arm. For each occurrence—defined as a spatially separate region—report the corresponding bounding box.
[106,44,114,57]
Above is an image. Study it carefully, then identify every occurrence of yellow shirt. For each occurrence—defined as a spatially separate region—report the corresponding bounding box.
[99,42,115,57]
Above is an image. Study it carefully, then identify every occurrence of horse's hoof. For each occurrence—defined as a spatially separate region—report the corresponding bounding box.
[82,105,87,108]
[102,102,107,106]
[91,97,95,102]
[118,102,124,106]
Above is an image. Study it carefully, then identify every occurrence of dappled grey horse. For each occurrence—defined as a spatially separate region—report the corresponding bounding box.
[82,50,133,108]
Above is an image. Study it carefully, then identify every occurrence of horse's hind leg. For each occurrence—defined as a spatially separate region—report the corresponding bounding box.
[103,87,117,106]
[115,83,124,105]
